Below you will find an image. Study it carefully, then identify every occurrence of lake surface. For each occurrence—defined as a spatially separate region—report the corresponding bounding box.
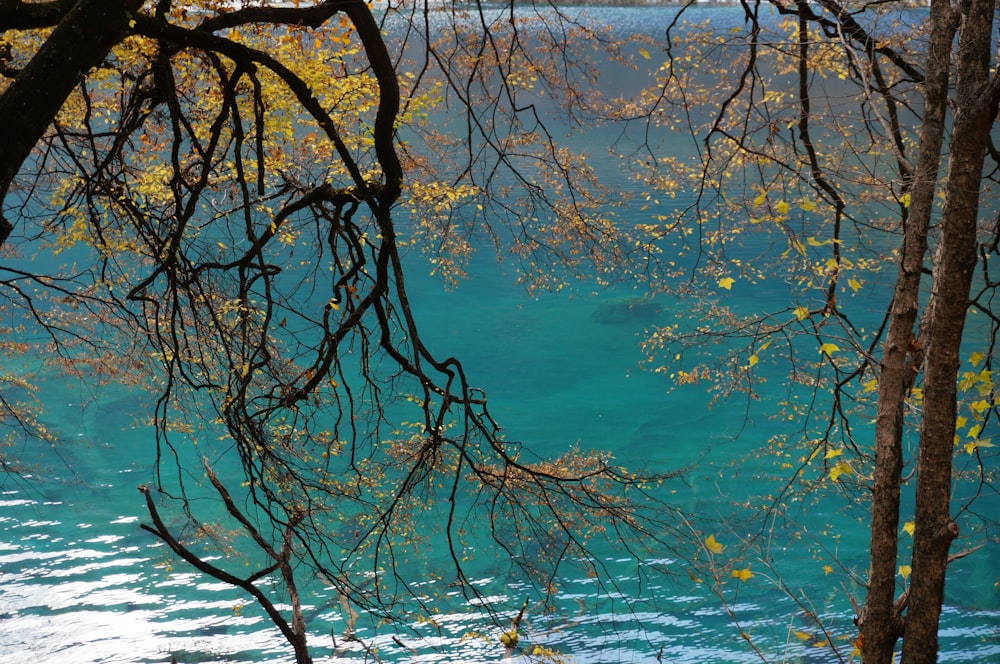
[2,4,998,663]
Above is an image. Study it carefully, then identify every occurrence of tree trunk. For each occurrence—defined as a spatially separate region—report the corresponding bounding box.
[900,1,999,661]
[861,2,954,661]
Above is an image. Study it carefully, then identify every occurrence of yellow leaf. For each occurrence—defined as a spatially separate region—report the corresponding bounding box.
[638,47,651,59]
[792,629,812,641]
[718,277,735,290]
[964,440,987,455]
[969,351,985,366]
[902,521,915,536]
[822,565,833,576]
[898,565,912,580]
[799,198,817,212]
[819,343,840,356]
[970,400,990,416]
[829,460,853,482]
[704,534,724,554]
[899,192,911,208]
[824,448,843,459]
[731,568,754,582]
[794,306,810,321]
[806,236,827,246]
[959,370,979,392]
[776,200,790,215]
[848,278,862,292]
[863,378,878,393]
[747,354,759,367]
[753,190,767,206]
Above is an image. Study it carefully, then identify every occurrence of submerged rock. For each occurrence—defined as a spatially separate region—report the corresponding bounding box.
[591,296,663,326]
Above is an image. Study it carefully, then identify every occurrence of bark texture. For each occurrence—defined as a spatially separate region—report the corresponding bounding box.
[901,1,1000,661]
[860,2,956,661]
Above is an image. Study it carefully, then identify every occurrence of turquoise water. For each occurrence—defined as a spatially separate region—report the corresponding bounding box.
[2,4,999,663]
[4,252,998,662]
[0,266,806,664]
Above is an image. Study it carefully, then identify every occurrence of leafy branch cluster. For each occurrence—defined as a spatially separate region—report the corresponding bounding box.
[0,1,681,661]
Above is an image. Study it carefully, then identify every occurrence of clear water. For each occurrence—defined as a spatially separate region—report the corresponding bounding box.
[2,4,999,664]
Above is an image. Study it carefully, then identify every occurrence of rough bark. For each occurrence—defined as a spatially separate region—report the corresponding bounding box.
[900,1,1000,661]
[860,2,955,661]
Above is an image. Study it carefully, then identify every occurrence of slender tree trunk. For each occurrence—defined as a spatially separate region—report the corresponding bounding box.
[901,2,999,662]
[861,3,954,661]
[279,518,311,664]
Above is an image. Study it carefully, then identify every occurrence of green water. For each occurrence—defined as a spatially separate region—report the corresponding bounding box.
[2,4,999,663]
[2,246,997,662]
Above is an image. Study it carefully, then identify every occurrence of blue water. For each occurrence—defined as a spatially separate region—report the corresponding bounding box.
[2,4,999,663]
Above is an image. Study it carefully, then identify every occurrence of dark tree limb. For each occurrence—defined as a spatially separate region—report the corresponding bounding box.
[0,0,77,30]
[139,480,313,664]
[0,0,141,247]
